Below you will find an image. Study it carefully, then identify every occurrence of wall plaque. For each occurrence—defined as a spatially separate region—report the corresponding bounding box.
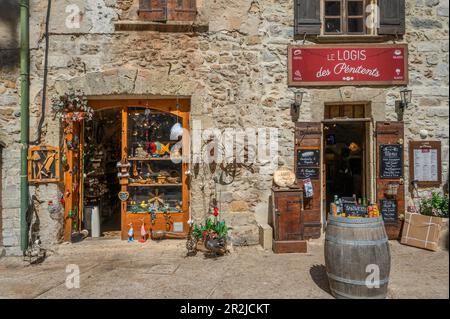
[379,144,403,179]
[28,145,61,183]
[273,166,296,187]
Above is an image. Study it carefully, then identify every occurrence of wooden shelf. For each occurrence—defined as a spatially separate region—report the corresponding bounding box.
[128,183,182,187]
[127,157,181,162]
[126,211,183,214]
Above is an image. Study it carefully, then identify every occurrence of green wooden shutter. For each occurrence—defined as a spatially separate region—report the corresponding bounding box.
[294,0,321,36]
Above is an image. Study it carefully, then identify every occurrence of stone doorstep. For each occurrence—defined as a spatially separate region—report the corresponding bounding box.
[258,223,273,251]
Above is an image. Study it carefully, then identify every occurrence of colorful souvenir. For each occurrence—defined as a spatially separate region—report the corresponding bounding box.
[138,219,147,243]
[148,189,165,207]
[127,223,134,242]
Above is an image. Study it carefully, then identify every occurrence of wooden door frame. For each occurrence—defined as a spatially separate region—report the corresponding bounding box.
[87,98,191,240]
[321,101,373,220]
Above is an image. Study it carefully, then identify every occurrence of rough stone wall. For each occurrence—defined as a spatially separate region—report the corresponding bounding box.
[0,0,21,256]
[0,0,449,254]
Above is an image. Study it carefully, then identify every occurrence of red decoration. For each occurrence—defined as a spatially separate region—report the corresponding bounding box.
[213,207,219,217]
[288,44,408,86]
[149,142,156,154]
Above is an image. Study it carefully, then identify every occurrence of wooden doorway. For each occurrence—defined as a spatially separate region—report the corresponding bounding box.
[64,98,191,241]
[322,103,373,216]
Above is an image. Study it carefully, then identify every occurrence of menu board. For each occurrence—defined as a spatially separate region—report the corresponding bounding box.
[343,203,367,217]
[296,167,320,180]
[380,199,397,223]
[380,144,403,179]
[410,141,442,187]
[414,149,438,182]
[297,150,320,167]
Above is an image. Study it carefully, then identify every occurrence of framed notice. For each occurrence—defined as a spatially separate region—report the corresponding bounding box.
[409,141,442,187]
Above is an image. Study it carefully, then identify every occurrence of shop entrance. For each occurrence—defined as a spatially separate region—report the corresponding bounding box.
[83,108,122,237]
[62,99,191,242]
[322,104,371,213]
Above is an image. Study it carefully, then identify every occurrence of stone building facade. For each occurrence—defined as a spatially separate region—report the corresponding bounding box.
[1,0,449,255]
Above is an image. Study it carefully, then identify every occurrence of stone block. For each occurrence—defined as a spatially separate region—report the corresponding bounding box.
[426,107,449,117]
[229,200,249,212]
[229,225,259,246]
[258,223,273,250]
[437,6,449,17]
[417,42,441,52]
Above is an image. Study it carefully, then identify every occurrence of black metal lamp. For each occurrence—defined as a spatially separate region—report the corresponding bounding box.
[291,91,304,121]
[399,87,412,110]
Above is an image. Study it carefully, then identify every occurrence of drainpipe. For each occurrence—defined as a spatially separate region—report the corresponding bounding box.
[20,0,30,253]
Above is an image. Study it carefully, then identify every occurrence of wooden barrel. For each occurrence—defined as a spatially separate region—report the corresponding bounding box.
[325,215,391,299]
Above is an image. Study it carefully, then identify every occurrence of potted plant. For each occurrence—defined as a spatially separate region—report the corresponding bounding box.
[402,191,449,251]
[189,207,231,256]
[419,191,449,218]
[420,191,449,250]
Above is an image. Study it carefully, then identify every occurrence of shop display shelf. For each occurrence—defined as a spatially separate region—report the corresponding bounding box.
[128,183,182,187]
[127,157,182,162]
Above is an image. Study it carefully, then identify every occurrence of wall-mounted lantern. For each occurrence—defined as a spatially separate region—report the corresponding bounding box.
[291,91,304,121]
[399,87,412,110]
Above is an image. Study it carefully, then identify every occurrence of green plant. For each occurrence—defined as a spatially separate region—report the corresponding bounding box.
[420,192,449,218]
[192,214,230,241]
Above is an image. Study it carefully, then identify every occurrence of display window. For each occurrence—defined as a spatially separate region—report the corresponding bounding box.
[64,99,190,241]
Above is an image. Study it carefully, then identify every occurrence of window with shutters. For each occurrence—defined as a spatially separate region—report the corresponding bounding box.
[295,0,405,39]
[139,0,196,22]
[324,0,368,34]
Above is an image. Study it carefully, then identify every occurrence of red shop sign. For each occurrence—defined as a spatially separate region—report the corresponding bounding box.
[288,44,408,86]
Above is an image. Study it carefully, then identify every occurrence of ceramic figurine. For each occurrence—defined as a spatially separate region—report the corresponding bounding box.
[140,200,148,210]
[127,223,135,242]
[138,220,147,243]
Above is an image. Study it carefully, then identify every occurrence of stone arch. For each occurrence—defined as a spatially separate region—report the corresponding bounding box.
[53,68,204,115]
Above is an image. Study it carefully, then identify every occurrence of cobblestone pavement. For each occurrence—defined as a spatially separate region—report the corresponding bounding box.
[0,239,448,299]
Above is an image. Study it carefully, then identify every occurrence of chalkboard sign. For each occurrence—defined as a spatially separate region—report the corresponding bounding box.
[380,144,403,179]
[297,149,320,167]
[297,167,320,180]
[343,203,368,217]
[380,199,397,223]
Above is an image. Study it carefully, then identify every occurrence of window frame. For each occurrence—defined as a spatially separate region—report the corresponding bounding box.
[138,0,197,22]
[322,0,373,36]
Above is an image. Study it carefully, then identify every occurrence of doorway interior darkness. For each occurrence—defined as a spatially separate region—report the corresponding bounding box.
[83,108,122,236]
[323,104,370,213]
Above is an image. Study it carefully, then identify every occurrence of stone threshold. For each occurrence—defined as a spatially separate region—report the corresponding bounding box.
[115,21,209,33]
